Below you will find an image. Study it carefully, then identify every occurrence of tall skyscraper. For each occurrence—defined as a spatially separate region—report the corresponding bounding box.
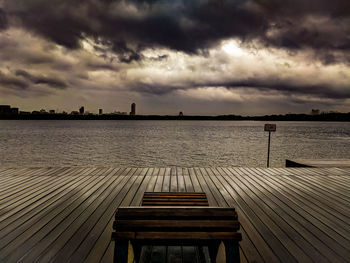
[79,106,84,115]
[130,103,136,115]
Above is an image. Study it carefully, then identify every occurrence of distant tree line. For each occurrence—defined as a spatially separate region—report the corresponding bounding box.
[0,112,349,121]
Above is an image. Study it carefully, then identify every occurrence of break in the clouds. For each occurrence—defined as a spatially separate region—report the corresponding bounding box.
[0,0,349,114]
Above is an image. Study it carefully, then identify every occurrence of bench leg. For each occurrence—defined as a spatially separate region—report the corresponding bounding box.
[208,242,221,263]
[224,241,240,263]
[114,241,128,263]
[131,242,142,263]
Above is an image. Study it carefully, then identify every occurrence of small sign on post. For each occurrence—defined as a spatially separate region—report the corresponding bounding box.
[264,124,276,167]
[264,124,276,132]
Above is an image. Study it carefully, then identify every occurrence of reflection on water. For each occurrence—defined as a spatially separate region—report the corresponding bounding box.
[0,120,349,167]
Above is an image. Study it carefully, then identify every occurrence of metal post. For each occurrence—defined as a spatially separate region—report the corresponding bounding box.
[267,131,271,167]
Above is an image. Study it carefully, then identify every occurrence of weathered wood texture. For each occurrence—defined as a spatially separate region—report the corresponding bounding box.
[0,167,349,262]
[141,192,209,206]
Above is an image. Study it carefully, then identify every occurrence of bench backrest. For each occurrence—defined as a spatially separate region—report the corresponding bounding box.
[141,192,209,206]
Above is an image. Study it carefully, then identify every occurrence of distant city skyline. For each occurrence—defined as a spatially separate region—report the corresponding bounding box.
[0,1,349,115]
[1,103,346,118]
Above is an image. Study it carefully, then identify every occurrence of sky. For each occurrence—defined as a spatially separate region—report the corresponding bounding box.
[0,0,349,115]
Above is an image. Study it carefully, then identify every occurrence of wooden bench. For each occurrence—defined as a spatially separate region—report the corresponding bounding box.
[112,206,242,263]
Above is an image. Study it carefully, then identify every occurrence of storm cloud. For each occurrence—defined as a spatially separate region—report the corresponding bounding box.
[0,0,349,114]
[15,69,67,89]
[2,0,349,63]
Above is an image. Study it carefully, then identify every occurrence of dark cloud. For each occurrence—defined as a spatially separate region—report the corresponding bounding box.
[112,41,143,63]
[15,69,67,89]
[3,0,349,64]
[0,8,7,30]
[132,76,350,99]
[0,71,29,90]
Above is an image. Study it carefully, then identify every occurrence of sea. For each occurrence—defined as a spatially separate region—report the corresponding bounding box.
[0,120,349,168]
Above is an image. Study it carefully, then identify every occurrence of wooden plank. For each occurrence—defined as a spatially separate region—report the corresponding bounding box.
[0,166,349,263]
[99,241,114,263]
[302,173,350,191]
[244,167,350,262]
[280,168,350,201]
[202,168,228,207]
[12,168,123,263]
[116,207,237,219]
[177,167,186,192]
[0,168,32,186]
[120,168,148,207]
[0,167,93,235]
[253,170,350,258]
[77,169,143,263]
[154,168,165,192]
[143,192,206,196]
[0,168,82,221]
[264,173,350,234]
[114,220,240,231]
[145,168,160,192]
[0,170,100,244]
[213,168,279,263]
[280,167,349,186]
[249,168,350,229]
[233,168,329,263]
[113,231,242,241]
[221,167,298,263]
[142,202,209,206]
[66,169,148,263]
[142,197,208,202]
[170,167,178,192]
[0,167,61,199]
[188,168,202,192]
[162,168,171,192]
[183,168,194,192]
[33,168,136,263]
[0,167,68,200]
[193,168,217,206]
[130,168,154,206]
[0,168,119,262]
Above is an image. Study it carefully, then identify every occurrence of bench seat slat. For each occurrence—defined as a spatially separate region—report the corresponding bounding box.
[115,207,237,219]
[112,231,242,241]
[142,202,209,206]
[142,197,208,201]
[143,192,207,196]
[113,220,240,231]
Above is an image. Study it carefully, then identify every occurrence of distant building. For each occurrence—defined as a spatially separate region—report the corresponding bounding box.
[0,105,11,114]
[179,111,184,116]
[99,109,103,115]
[0,105,12,116]
[111,111,127,115]
[39,109,47,114]
[11,108,19,114]
[71,111,79,115]
[0,105,19,115]
[130,103,136,115]
[79,106,85,115]
[311,109,320,115]
[49,110,55,114]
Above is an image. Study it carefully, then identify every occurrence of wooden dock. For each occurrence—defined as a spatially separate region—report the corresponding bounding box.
[0,167,349,262]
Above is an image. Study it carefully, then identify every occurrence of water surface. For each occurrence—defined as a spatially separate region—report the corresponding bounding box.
[0,120,349,167]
